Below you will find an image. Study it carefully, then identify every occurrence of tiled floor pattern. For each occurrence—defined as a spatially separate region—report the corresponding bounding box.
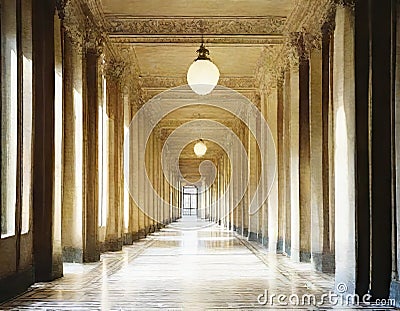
[0,217,397,310]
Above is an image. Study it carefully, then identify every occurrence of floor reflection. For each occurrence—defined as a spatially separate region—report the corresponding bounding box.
[0,218,368,310]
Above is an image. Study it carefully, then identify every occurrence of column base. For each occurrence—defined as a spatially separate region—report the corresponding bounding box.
[312,252,335,273]
[104,238,123,252]
[257,233,263,244]
[243,228,249,237]
[236,227,242,235]
[300,250,311,263]
[262,236,269,248]
[84,251,100,263]
[145,226,151,235]
[123,232,137,245]
[284,241,291,256]
[138,229,146,239]
[148,225,156,233]
[248,231,258,241]
[390,280,400,308]
[277,238,284,253]
[62,246,83,263]
[232,224,237,231]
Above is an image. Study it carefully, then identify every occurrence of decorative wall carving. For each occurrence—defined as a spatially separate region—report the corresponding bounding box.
[138,76,256,90]
[109,36,284,45]
[104,60,125,81]
[106,16,286,36]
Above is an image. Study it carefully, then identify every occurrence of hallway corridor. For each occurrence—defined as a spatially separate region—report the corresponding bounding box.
[1,217,340,310]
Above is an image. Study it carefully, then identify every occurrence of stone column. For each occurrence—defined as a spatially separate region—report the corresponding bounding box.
[248,115,258,241]
[276,78,285,253]
[230,140,235,230]
[367,0,393,299]
[298,46,311,263]
[145,132,153,233]
[333,4,356,294]
[309,30,334,272]
[129,103,140,241]
[259,91,268,246]
[62,34,83,262]
[266,86,279,253]
[105,62,124,251]
[289,64,300,262]
[224,154,229,228]
[123,91,131,243]
[163,155,171,224]
[82,36,102,262]
[217,161,220,224]
[137,112,146,238]
[156,136,164,228]
[32,0,63,280]
[231,131,238,231]
[154,134,162,229]
[242,126,249,236]
[283,70,292,256]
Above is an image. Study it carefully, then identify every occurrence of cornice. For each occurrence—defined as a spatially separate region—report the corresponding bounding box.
[138,76,256,90]
[109,36,284,45]
[105,16,286,36]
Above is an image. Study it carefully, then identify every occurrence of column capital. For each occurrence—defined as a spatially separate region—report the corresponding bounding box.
[334,0,355,9]
[104,59,125,81]
[55,0,66,20]
[83,26,105,56]
[63,1,85,51]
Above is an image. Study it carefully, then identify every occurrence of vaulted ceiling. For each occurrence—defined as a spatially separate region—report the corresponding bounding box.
[98,0,296,182]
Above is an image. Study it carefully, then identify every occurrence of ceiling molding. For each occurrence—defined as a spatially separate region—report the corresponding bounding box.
[109,35,284,45]
[105,16,286,36]
[139,76,256,90]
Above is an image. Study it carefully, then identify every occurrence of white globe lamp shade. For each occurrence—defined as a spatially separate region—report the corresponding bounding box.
[187,59,220,95]
[194,141,207,157]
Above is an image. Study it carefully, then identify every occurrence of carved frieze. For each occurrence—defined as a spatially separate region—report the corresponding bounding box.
[106,17,286,36]
[138,76,256,90]
[109,36,284,45]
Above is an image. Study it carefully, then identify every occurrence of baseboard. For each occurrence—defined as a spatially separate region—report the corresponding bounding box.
[0,267,34,303]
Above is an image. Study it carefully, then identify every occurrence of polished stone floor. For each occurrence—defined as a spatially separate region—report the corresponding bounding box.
[0,217,394,310]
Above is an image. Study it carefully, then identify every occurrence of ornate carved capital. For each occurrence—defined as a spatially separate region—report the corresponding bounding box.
[289,32,308,62]
[84,25,105,55]
[104,60,125,81]
[335,0,355,9]
[55,0,66,20]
